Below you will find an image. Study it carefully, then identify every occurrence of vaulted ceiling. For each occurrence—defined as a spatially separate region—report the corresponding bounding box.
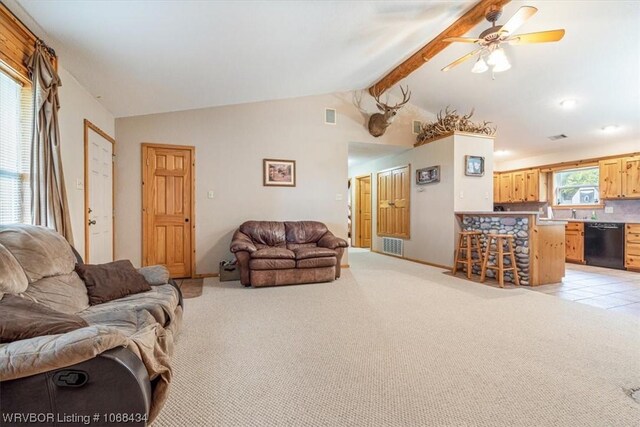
[14,0,640,160]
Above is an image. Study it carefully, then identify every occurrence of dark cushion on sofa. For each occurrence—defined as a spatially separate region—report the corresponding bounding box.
[0,294,88,343]
[284,221,328,244]
[250,248,295,259]
[249,259,296,270]
[75,260,152,306]
[297,257,337,269]
[239,221,286,248]
[293,247,337,260]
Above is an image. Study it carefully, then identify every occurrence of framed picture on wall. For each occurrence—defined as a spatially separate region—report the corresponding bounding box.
[263,159,296,187]
[416,165,440,185]
[465,155,485,177]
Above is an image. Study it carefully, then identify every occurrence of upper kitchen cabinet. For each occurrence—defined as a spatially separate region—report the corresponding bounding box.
[498,173,513,203]
[525,169,547,202]
[494,169,547,204]
[512,171,526,203]
[599,155,640,199]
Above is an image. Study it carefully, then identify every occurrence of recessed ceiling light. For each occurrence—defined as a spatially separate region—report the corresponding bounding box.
[494,150,510,156]
[559,99,577,109]
[601,125,620,133]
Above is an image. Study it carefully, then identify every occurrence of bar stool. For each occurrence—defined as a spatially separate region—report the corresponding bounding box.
[480,234,520,288]
[453,230,484,279]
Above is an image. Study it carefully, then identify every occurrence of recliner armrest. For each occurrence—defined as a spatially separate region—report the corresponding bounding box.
[137,265,170,285]
[317,232,348,249]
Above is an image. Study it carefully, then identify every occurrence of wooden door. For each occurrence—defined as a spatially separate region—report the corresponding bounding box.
[599,158,622,199]
[356,175,372,248]
[511,171,525,202]
[377,165,410,238]
[142,144,195,278]
[524,169,540,202]
[493,174,500,203]
[499,173,512,203]
[84,120,114,263]
[622,156,640,198]
[565,222,584,263]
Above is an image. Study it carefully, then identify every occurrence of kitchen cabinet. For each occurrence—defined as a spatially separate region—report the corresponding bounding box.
[599,156,640,199]
[499,173,513,203]
[565,221,585,264]
[494,169,546,204]
[512,171,526,202]
[625,223,640,271]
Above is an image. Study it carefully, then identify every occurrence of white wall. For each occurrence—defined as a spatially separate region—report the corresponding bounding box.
[57,66,115,256]
[114,92,425,274]
[495,138,639,171]
[349,134,494,268]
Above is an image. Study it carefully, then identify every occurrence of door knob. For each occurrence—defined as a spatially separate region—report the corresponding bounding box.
[185,218,189,223]
[88,219,96,226]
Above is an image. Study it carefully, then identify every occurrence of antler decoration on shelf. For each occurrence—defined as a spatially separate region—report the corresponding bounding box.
[416,107,496,145]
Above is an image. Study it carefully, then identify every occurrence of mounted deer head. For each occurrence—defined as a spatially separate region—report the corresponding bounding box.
[368,85,411,137]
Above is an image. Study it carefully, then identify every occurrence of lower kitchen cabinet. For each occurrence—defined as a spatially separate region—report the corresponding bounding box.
[565,222,585,263]
[625,224,640,271]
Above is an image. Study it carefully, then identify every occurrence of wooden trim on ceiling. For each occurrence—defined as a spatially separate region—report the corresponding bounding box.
[497,151,640,174]
[0,3,56,84]
[368,0,511,96]
[84,119,116,263]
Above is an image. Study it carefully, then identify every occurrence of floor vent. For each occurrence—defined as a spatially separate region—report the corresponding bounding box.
[382,237,404,256]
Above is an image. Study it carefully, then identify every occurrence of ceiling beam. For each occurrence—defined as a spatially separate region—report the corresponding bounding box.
[368,0,511,96]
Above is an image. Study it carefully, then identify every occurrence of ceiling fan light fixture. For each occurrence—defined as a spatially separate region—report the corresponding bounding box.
[471,56,489,73]
[492,59,511,72]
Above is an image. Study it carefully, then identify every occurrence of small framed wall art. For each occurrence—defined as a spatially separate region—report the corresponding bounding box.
[263,159,296,187]
[416,165,440,185]
[465,155,485,177]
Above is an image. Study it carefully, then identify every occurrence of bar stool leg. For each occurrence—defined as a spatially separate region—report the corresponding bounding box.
[497,237,505,288]
[508,238,520,286]
[480,236,491,282]
[466,234,472,279]
[474,234,484,273]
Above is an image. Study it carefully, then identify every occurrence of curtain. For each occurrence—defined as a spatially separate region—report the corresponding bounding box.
[27,41,73,244]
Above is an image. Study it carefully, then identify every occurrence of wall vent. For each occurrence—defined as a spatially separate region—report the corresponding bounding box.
[548,134,568,141]
[382,237,404,256]
[412,120,422,135]
[324,108,337,125]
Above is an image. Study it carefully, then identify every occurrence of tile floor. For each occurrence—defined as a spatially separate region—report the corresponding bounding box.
[529,264,640,317]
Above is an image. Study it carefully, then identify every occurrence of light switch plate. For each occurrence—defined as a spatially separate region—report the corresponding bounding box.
[604,206,613,213]
[75,179,84,190]
[335,193,343,201]
[207,190,214,199]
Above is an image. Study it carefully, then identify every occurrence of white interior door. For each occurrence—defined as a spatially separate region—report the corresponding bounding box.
[86,125,114,264]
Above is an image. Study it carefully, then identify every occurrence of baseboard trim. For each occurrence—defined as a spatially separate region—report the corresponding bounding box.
[371,250,452,271]
[341,264,350,268]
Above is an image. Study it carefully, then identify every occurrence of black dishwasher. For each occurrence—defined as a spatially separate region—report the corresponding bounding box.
[584,222,625,269]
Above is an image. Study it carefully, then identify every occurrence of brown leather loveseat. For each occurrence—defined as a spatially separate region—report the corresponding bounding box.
[230,221,348,287]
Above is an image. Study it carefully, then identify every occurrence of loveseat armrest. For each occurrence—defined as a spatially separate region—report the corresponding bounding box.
[230,230,257,254]
[317,232,348,250]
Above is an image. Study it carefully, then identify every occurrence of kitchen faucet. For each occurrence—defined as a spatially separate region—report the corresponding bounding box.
[571,209,576,219]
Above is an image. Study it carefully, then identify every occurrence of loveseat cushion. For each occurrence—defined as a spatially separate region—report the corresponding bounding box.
[0,242,28,298]
[0,294,89,343]
[297,257,337,269]
[249,259,296,270]
[0,224,75,283]
[239,221,286,248]
[293,247,337,260]
[250,248,295,259]
[75,260,152,305]
[285,221,328,244]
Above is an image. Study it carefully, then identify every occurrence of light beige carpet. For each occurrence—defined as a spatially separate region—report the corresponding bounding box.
[154,250,640,426]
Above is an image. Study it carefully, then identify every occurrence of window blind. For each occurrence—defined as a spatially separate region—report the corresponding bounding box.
[0,69,32,224]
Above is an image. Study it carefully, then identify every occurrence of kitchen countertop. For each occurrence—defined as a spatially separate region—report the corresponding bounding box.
[455,211,566,226]
[543,219,636,224]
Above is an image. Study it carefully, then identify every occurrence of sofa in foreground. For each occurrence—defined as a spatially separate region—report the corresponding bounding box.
[230,221,348,287]
[0,225,182,425]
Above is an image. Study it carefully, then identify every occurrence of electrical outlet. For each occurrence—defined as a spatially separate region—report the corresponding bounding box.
[335,193,343,201]
[459,191,464,199]
[207,190,214,199]
[75,179,84,190]
[604,206,613,214]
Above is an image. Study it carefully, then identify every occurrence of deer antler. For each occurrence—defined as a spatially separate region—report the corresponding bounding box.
[393,85,411,109]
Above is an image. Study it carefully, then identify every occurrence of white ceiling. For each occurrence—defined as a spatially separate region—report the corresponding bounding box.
[14,0,640,161]
[348,142,410,169]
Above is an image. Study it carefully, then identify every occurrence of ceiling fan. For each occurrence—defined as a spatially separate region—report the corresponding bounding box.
[441,5,565,73]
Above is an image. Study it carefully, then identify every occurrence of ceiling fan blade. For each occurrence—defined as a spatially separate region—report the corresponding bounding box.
[443,37,481,43]
[499,6,538,35]
[441,49,482,72]
[508,29,566,45]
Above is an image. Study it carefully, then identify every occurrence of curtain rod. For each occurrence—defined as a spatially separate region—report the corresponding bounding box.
[35,39,56,58]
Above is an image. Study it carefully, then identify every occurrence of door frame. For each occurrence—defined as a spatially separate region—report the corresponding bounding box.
[141,143,196,278]
[83,119,115,262]
[354,173,372,248]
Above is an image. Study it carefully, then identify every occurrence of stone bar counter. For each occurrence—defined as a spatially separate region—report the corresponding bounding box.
[455,212,566,286]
